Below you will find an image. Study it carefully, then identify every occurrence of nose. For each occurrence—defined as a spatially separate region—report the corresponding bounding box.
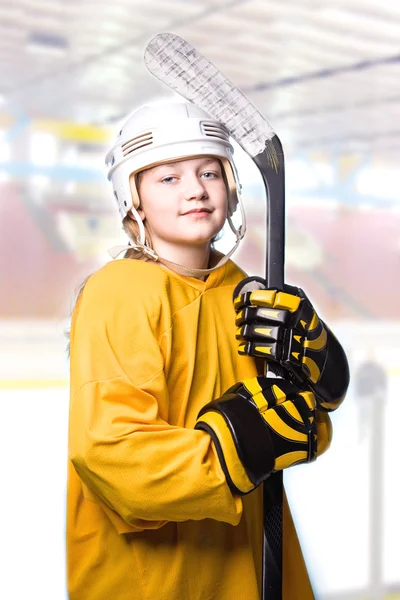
[182,173,208,201]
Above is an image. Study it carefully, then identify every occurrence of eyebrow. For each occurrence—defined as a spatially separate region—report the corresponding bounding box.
[153,158,219,172]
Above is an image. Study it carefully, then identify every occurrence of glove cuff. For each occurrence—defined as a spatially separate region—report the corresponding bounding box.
[196,395,275,495]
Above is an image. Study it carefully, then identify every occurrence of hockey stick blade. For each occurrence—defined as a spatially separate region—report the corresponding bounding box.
[144,32,280,172]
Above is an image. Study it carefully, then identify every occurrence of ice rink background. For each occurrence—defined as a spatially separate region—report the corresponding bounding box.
[1,1,400,598]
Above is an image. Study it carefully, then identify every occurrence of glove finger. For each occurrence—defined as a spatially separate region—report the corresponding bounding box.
[237,339,281,361]
[236,322,282,342]
[234,289,277,311]
[238,378,312,419]
[235,289,301,313]
[229,377,294,412]
[240,377,282,411]
[235,305,289,327]
[252,289,301,313]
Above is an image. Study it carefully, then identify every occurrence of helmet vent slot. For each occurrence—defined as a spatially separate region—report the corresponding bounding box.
[122,132,153,156]
[201,122,230,141]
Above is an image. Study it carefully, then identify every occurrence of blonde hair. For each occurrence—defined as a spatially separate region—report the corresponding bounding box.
[121,213,154,261]
[122,171,154,261]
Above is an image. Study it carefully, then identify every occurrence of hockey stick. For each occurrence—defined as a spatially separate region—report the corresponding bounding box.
[144,33,285,600]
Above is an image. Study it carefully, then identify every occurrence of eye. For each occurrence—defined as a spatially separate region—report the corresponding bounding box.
[201,171,218,179]
[161,176,177,184]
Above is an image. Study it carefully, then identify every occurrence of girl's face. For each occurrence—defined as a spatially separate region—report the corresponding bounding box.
[134,156,228,252]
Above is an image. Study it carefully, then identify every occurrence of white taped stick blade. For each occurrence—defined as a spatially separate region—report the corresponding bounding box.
[144,33,277,161]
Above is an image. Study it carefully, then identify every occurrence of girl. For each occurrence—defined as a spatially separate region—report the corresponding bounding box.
[67,102,348,600]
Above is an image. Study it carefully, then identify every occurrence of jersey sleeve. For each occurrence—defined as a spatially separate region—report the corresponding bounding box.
[68,263,243,532]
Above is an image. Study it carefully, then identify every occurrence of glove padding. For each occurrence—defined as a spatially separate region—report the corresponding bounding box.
[195,377,331,495]
[233,277,350,411]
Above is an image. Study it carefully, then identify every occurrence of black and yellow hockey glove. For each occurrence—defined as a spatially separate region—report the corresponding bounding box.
[195,377,331,495]
[233,277,350,411]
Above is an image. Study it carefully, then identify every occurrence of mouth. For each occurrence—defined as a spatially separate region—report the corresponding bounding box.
[182,208,213,215]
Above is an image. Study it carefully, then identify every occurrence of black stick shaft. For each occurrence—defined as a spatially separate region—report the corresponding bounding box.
[253,139,285,290]
[253,137,285,600]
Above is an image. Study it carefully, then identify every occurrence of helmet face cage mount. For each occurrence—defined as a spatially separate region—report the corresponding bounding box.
[105,102,246,257]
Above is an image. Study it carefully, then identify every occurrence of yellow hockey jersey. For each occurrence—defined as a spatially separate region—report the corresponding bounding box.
[67,257,315,600]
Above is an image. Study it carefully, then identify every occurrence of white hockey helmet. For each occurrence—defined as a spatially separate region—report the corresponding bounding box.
[106,101,242,210]
[105,102,246,271]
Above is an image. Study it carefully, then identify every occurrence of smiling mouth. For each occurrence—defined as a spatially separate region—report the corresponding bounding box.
[183,208,212,215]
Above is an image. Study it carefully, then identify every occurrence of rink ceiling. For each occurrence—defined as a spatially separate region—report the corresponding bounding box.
[0,0,399,156]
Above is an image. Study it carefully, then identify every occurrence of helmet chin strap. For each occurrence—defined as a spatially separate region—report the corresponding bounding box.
[108,199,246,278]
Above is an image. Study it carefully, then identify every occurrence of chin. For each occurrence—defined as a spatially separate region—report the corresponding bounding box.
[179,237,215,247]
[175,227,223,245]
[188,232,221,245]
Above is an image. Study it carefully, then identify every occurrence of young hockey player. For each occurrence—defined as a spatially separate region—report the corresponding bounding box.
[67,102,349,600]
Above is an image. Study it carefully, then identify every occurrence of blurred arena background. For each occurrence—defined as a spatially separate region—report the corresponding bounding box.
[0,0,399,598]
